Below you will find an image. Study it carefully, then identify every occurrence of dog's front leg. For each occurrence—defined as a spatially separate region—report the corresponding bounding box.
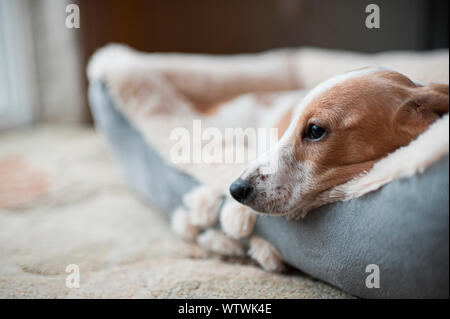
[172,186,285,272]
[171,185,222,242]
[248,236,285,272]
[183,185,222,227]
[220,199,285,272]
[197,229,246,257]
[171,207,201,242]
[220,199,257,239]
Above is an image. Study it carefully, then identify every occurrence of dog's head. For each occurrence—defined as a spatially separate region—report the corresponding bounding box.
[230,68,449,217]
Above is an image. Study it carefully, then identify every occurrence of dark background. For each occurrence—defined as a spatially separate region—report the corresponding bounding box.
[78,0,449,55]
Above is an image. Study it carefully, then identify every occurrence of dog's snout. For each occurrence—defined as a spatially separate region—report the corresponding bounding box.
[229,178,253,203]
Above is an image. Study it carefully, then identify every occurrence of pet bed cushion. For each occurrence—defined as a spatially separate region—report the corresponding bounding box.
[88,45,449,298]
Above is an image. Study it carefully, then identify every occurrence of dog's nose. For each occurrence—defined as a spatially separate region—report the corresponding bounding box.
[229,178,253,203]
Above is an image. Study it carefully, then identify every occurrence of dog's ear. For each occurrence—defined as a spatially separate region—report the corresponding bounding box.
[408,83,449,117]
[396,83,449,137]
[419,83,449,115]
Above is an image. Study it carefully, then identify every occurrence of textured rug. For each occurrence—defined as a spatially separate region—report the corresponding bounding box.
[0,126,351,298]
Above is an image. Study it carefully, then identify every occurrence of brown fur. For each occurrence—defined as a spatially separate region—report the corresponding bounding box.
[229,69,448,217]
[287,70,449,202]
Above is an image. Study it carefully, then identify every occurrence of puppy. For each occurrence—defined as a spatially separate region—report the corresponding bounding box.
[230,67,449,218]
[176,67,448,271]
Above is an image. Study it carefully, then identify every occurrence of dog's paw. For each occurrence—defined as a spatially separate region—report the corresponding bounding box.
[183,185,222,227]
[220,200,257,239]
[171,207,201,242]
[248,236,285,272]
[197,229,246,257]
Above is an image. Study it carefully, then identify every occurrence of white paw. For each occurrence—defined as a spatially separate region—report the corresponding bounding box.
[248,236,285,272]
[220,200,256,239]
[197,229,246,257]
[183,185,222,227]
[171,207,201,242]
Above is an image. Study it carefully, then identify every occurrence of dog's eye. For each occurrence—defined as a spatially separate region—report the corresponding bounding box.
[306,124,326,141]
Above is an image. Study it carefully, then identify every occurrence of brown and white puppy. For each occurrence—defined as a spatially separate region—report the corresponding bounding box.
[229,67,449,218]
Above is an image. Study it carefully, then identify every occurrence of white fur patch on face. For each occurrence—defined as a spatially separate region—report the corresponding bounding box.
[238,144,315,215]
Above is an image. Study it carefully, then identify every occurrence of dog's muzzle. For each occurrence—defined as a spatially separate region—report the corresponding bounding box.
[229,178,253,203]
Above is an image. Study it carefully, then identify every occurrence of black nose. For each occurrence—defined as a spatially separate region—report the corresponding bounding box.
[229,178,253,203]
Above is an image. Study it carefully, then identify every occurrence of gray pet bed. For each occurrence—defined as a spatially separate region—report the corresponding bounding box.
[89,81,449,299]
